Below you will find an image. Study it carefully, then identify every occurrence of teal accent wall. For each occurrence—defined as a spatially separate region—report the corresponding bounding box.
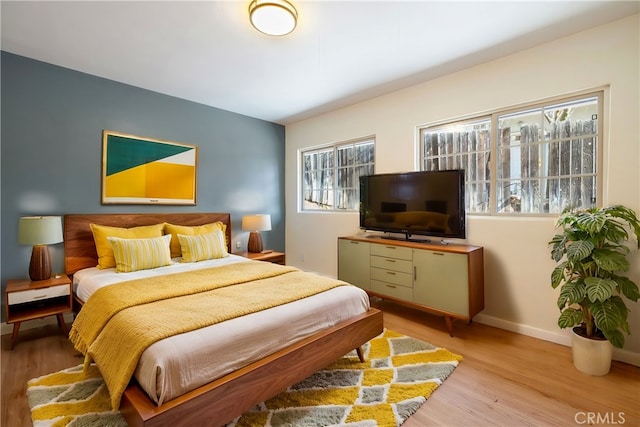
[1,52,286,321]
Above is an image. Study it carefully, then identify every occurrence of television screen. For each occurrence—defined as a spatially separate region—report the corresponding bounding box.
[359,170,466,240]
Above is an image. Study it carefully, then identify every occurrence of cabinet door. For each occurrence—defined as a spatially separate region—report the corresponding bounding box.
[413,250,469,316]
[338,239,370,290]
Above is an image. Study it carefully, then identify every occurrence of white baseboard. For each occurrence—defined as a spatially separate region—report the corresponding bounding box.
[474,313,572,346]
[474,313,640,367]
[1,312,75,336]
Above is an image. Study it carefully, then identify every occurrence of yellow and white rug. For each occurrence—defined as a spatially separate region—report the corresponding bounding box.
[27,330,462,427]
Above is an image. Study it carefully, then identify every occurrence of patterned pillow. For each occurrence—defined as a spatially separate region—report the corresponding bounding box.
[90,223,165,269]
[164,222,227,258]
[177,230,228,263]
[107,234,172,273]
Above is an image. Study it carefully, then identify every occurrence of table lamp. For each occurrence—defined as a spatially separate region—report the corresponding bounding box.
[18,216,63,281]
[241,214,272,253]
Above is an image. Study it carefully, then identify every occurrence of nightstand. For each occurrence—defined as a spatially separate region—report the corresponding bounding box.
[5,274,73,349]
[237,251,286,265]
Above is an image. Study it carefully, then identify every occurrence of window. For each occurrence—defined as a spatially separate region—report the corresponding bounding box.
[497,97,599,214]
[302,138,375,211]
[419,92,601,215]
[420,119,491,214]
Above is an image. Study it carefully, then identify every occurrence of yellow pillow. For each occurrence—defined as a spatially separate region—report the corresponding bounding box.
[177,230,228,263]
[90,223,165,269]
[107,234,172,273]
[164,222,227,258]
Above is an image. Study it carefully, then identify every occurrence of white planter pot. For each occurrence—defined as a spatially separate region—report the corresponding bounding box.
[571,329,612,376]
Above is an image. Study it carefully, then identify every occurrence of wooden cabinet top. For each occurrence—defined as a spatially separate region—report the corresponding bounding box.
[6,274,71,293]
[339,235,482,254]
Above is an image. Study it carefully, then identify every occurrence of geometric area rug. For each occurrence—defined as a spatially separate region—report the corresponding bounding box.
[27,363,127,427]
[227,329,463,427]
[27,329,462,427]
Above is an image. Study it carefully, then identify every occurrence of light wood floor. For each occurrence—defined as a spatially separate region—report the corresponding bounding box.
[2,300,639,426]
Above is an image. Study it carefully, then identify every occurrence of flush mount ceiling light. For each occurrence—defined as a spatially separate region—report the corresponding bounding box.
[249,0,298,36]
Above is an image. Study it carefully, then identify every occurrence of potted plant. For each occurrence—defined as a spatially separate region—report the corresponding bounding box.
[549,204,640,375]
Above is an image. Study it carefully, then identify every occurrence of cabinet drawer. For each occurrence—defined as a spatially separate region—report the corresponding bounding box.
[371,279,414,300]
[8,284,70,305]
[370,267,413,287]
[370,244,412,260]
[370,255,412,274]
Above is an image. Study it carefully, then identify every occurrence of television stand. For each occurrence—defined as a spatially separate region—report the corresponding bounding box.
[338,235,484,336]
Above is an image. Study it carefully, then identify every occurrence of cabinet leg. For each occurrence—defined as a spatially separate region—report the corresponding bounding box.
[10,322,21,350]
[444,316,454,337]
[356,346,365,363]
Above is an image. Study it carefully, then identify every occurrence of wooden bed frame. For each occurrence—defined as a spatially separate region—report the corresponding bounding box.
[63,213,383,427]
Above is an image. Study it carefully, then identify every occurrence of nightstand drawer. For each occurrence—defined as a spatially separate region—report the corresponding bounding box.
[264,253,286,265]
[8,284,70,305]
[236,251,286,264]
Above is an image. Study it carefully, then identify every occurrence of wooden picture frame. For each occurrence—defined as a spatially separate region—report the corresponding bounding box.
[101,130,197,205]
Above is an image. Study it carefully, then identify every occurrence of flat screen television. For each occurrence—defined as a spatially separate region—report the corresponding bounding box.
[359,170,466,240]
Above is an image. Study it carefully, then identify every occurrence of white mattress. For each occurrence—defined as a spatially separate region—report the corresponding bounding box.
[73,255,370,405]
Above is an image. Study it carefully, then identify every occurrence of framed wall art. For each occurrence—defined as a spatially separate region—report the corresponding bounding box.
[102,130,198,205]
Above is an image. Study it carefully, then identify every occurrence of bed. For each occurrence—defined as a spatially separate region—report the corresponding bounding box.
[64,213,383,427]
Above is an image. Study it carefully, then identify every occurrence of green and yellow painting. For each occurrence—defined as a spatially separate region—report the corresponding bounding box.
[102,131,197,205]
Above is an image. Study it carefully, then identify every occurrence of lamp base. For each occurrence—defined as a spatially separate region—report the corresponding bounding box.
[29,245,52,281]
[247,231,264,253]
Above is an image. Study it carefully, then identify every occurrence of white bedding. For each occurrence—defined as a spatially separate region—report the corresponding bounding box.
[73,255,371,405]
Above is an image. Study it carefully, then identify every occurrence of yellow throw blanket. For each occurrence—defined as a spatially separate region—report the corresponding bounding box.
[69,261,349,410]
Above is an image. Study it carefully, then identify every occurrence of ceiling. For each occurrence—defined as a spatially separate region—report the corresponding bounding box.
[2,1,638,125]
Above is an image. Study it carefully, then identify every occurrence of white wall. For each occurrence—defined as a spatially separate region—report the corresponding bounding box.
[285,15,640,365]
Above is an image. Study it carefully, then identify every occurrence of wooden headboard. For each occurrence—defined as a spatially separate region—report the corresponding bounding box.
[64,213,232,275]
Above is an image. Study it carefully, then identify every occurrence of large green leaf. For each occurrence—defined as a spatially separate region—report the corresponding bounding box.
[549,235,567,262]
[592,249,630,273]
[591,298,622,330]
[557,280,586,308]
[584,277,616,302]
[574,210,606,234]
[566,240,594,262]
[616,276,640,302]
[558,308,584,329]
[551,264,567,289]
[603,329,624,349]
[591,297,630,348]
[604,205,640,248]
[601,220,629,245]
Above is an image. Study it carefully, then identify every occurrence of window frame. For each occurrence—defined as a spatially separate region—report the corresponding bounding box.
[417,90,604,216]
[299,136,375,212]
